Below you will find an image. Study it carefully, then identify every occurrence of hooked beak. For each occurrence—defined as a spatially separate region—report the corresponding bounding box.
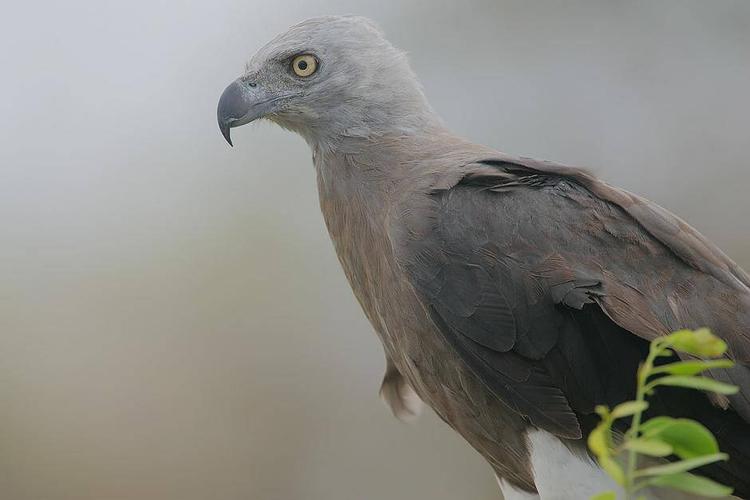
[217,79,279,146]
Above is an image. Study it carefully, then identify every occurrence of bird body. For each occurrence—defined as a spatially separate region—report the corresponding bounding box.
[314,131,539,488]
[218,16,750,498]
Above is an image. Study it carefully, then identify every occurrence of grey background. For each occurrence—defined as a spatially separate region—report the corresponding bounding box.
[1,1,749,499]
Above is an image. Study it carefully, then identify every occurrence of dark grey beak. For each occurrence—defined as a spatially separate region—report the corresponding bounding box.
[217,79,275,146]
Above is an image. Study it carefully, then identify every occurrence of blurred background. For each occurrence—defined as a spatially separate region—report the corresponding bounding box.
[1,1,749,499]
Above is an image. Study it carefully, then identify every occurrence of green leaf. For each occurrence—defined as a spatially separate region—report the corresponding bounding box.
[595,405,611,418]
[623,438,673,457]
[587,418,623,486]
[611,400,648,419]
[653,375,739,395]
[640,416,676,436]
[635,453,728,477]
[588,421,611,458]
[664,329,728,357]
[641,418,719,459]
[590,491,617,500]
[651,359,734,376]
[648,472,734,497]
[599,456,625,485]
[654,347,675,357]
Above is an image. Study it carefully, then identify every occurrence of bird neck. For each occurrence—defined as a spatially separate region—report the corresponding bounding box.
[311,127,496,200]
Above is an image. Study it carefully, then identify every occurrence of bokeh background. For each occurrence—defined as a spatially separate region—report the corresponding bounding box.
[2,1,749,499]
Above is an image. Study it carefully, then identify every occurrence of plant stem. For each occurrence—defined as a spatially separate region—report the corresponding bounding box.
[624,340,661,499]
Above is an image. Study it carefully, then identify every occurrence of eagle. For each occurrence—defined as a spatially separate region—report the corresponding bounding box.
[217,16,750,499]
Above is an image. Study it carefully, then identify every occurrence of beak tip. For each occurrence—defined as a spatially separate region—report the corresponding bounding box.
[219,122,233,147]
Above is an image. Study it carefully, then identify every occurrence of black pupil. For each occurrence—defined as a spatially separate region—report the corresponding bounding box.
[297,60,308,71]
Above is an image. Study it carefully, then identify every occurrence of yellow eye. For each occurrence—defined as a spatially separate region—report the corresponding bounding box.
[291,54,318,77]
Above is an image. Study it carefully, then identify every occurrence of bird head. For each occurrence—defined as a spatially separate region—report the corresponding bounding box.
[217,16,440,149]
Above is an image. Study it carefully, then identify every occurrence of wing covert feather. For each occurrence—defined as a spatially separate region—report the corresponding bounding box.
[391,160,750,437]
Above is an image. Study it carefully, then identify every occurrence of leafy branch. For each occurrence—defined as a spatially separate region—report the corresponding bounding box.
[589,328,739,500]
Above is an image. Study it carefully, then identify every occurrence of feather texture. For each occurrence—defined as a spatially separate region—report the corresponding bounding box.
[393,159,750,495]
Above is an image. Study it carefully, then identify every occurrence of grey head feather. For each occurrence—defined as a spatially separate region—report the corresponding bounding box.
[222,16,444,151]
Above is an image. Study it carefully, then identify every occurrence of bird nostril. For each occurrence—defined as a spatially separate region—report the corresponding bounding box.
[239,75,257,88]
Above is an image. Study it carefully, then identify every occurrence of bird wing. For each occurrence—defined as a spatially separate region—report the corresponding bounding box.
[390,156,750,441]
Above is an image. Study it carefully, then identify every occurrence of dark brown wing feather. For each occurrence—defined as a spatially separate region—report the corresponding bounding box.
[393,158,750,495]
